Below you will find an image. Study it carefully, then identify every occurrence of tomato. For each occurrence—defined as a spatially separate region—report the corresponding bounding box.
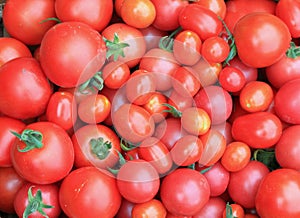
[0,167,26,214]
[0,37,32,67]
[40,21,106,88]
[173,30,202,66]
[233,12,291,68]
[11,122,74,184]
[179,4,223,41]
[59,166,121,218]
[160,168,210,216]
[231,112,282,149]
[0,117,26,167]
[115,198,135,218]
[276,0,300,38]
[168,89,194,112]
[117,159,160,203]
[219,66,246,93]
[139,25,168,51]
[212,121,233,144]
[120,0,156,29]
[222,203,245,218]
[193,0,226,19]
[0,57,52,120]
[171,134,203,166]
[201,36,230,64]
[151,0,188,31]
[139,48,180,91]
[46,91,77,131]
[143,91,168,123]
[181,107,211,136]
[131,199,167,218]
[274,78,300,124]
[193,197,226,218]
[55,0,113,32]
[102,23,146,68]
[14,183,61,218]
[138,137,173,175]
[193,85,233,125]
[3,0,56,45]
[255,168,300,218]
[221,141,251,172]
[275,125,300,170]
[228,161,269,209]
[72,124,121,169]
[112,103,155,144]
[198,129,226,166]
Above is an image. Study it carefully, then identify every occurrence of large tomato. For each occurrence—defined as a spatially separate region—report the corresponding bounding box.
[255,169,300,218]
[233,12,291,68]
[0,57,52,120]
[39,21,106,88]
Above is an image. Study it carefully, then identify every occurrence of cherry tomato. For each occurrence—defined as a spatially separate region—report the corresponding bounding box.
[102,60,130,89]
[201,36,230,64]
[143,92,168,123]
[219,66,246,93]
[139,25,168,51]
[193,197,226,218]
[168,89,194,112]
[193,0,226,19]
[222,203,245,218]
[131,199,167,218]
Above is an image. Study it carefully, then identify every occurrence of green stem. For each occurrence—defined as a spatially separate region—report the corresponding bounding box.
[107,150,127,175]
[161,103,182,118]
[79,71,104,93]
[90,137,112,160]
[11,129,43,152]
[39,17,61,24]
[225,203,234,218]
[120,138,138,152]
[253,149,280,171]
[103,33,130,61]
[159,26,182,52]
[286,41,300,59]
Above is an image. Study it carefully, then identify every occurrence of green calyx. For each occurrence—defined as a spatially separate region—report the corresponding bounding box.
[225,203,237,218]
[286,41,300,59]
[162,103,182,118]
[11,129,43,152]
[159,26,182,52]
[90,137,112,160]
[79,71,104,93]
[103,33,129,61]
[23,186,54,218]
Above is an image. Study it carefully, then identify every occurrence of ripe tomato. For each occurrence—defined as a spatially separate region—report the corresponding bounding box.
[102,60,130,89]
[255,168,300,218]
[0,57,52,120]
[219,66,246,93]
[14,183,61,218]
[168,89,194,112]
[231,112,282,149]
[193,0,226,19]
[55,0,113,32]
[11,122,74,184]
[131,199,167,218]
[3,0,56,45]
[59,166,121,218]
[233,12,291,68]
[193,197,226,218]
[143,91,168,123]
[160,168,210,216]
[117,159,160,203]
[201,36,230,64]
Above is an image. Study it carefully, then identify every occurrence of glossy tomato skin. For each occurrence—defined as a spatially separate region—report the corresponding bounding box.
[11,122,74,184]
[193,0,226,19]
[233,12,291,68]
[160,168,210,216]
[201,36,230,64]
[0,57,52,120]
[131,199,167,218]
[143,91,168,123]
[274,78,300,124]
[193,197,226,218]
[255,169,300,218]
[55,0,113,32]
[231,112,282,149]
[3,0,56,45]
[59,167,121,218]
[40,21,106,88]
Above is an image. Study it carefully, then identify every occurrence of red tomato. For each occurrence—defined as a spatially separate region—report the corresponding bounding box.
[201,36,230,64]
[219,66,246,93]
[168,89,194,112]
[193,0,227,19]
[228,161,269,209]
[14,183,61,218]
[231,112,282,149]
[160,168,210,216]
[40,21,106,88]
[193,197,226,218]
[0,37,32,67]
[274,78,300,124]
[179,4,223,41]
[0,57,52,120]
[59,167,121,217]
[3,0,56,45]
[139,25,168,51]
[102,60,130,89]
[233,12,291,68]
[55,0,113,32]
[131,199,167,218]
[256,169,300,218]
[117,159,160,203]
[11,122,74,184]
[72,124,121,169]
[0,167,26,214]
[0,117,25,167]
[212,121,233,144]
[143,91,168,123]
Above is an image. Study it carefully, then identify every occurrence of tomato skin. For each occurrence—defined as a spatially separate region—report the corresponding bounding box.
[179,4,223,41]
[255,169,300,218]
[139,25,168,51]
[143,91,168,123]
[59,166,121,218]
[168,89,194,112]
[193,0,226,19]
[115,198,135,218]
[233,12,291,68]
[3,0,56,45]
[193,197,226,218]
[219,66,246,93]
[55,0,113,32]
[11,122,74,184]
[131,199,167,218]
[274,78,300,124]
[160,168,210,216]
[231,112,282,149]
[0,57,52,120]
[201,36,230,64]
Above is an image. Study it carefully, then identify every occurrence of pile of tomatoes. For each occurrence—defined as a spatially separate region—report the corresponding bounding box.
[1,0,300,217]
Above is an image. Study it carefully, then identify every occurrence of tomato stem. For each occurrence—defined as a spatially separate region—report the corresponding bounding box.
[159,26,182,52]
[11,129,43,152]
[103,33,129,61]
[225,203,235,218]
[90,137,112,160]
[23,186,54,218]
[286,41,300,59]
[79,71,104,93]
[161,103,182,118]
[107,150,127,175]
[253,149,280,171]
[120,138,138,151]
[39,17,61,24]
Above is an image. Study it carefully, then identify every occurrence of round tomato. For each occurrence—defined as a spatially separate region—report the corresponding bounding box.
[219,66,246,93]
[193,0,226,19]
[131,199,167,218]
[193,197,226,218]
[201,36,230,64]
[0,57,52,120]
